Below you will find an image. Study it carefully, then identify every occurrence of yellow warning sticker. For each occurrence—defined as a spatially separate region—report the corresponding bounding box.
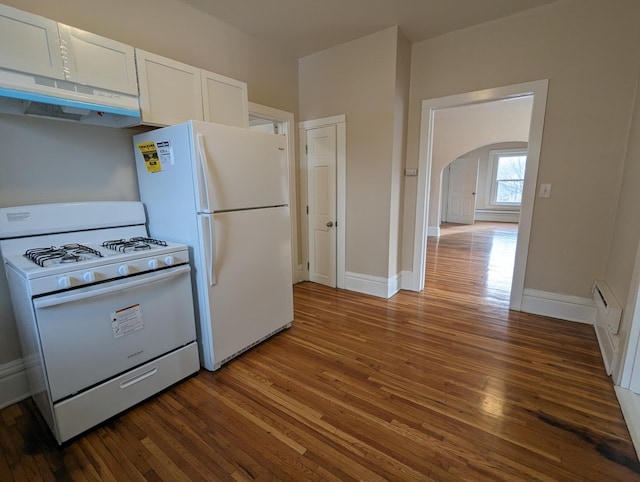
[137,142,161,173]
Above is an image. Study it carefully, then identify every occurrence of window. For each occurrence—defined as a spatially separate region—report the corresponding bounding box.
[488,150,527,206]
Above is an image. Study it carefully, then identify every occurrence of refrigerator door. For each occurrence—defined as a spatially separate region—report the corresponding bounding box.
[191,120,289,213]
[198,206,293,369]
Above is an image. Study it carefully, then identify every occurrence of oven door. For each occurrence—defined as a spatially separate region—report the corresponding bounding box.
[32,265,196,402]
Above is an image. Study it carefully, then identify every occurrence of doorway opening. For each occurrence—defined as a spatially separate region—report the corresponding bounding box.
[437,141,528,297]
[411,80,548,311]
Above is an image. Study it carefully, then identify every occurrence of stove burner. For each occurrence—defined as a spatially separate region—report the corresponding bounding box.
[60,254,81,263]
[24,244,103,267]
[102,237,168,253]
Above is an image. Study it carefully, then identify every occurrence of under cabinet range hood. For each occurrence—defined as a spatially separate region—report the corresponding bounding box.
[0,69,141,128]
[0,4,140,127]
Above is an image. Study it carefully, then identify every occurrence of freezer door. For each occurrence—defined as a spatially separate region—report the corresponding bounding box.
[191,120,289,212]
[202,206,293,369]
[133,122,201,236]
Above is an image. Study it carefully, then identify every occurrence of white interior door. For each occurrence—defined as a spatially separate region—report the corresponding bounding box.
[447,158,478,224]
[307,125,337,287]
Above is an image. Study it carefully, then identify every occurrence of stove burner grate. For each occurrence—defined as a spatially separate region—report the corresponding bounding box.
[102,237,168,253]
[24,244,103,267]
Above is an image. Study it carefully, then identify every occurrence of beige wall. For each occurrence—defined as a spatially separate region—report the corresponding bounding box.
[606,76,640,368]
[299,26,406,279]
[607,75,640,306]
[389,31,412,277]
[0,0,299,367]
[402,0,640,298]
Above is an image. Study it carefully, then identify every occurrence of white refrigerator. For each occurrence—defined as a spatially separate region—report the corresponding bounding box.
[133,120,294,371]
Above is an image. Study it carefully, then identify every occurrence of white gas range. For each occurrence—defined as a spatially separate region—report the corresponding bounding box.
[0,202,200,444]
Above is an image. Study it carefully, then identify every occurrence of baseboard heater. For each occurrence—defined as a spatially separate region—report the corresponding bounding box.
[592,280,622,375]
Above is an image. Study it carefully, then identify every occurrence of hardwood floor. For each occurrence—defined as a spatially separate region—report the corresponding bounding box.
[2,222,639,480]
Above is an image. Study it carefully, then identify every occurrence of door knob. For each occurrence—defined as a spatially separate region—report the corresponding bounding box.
[326,221,334,227]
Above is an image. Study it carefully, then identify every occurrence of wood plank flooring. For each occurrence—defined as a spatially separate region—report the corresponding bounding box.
[2,222,639,480]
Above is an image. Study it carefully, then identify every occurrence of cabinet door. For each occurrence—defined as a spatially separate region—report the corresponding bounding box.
[136,49,203,127]
[201,70,248,128]
[0,4,64,79]
[58,24,137,95]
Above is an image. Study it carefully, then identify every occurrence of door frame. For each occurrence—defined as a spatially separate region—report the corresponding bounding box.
[299,114,346,289]
[411,80,548,310]
[248,102,299,282]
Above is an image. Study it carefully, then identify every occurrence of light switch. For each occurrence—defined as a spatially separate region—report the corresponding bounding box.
[538,183,552,198]
[405,168,418,176]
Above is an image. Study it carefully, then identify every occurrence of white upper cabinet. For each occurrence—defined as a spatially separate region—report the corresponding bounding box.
[136,49,248,128]
[58,24,137,95]
[201,70,248,128]
[135,49,204,127]
[0,4,64,79]
[0,4,137,95]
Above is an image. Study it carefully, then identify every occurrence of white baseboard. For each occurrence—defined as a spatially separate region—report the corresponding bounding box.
[345,271,400,299]
[400,270,414,290]
[296,264,306,284]
[615,386,640,460]
[0,358,30,409]
[521,289,596,324]
[427,226,440,237]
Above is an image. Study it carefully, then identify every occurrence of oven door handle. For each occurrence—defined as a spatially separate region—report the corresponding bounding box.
[33,265,191,309]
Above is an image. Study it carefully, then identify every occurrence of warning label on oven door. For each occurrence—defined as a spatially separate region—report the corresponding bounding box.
[111,304,144,339]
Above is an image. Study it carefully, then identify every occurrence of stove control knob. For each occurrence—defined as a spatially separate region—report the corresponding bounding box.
[117,265,129,276]
[58,276,71,289]
[83,271,95,283]
[148,259,158,270]
[164,255,175,266]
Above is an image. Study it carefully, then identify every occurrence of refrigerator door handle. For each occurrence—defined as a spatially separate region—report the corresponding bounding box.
[196,134,212,213]
[201,214,217,286]
[210,214,217,286]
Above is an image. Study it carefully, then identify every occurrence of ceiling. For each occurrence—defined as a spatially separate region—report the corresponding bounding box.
[178,0,559,58]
